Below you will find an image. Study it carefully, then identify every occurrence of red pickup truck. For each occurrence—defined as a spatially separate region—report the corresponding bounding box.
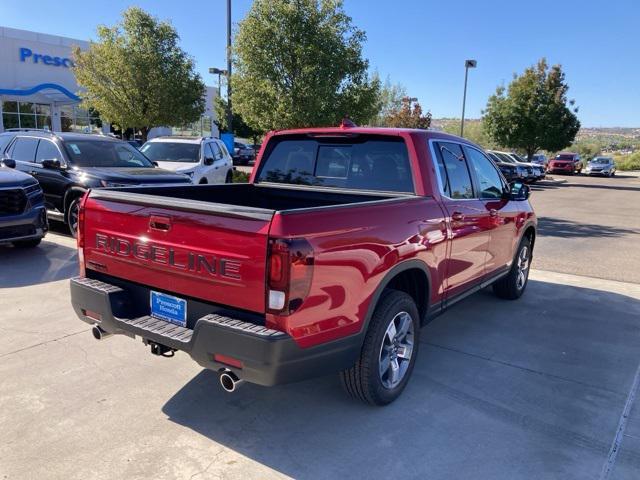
[70,125,536,405]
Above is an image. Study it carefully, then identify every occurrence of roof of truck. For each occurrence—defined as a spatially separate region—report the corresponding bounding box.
[269,125,475,144]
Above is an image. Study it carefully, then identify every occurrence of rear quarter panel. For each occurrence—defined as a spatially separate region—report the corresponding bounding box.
[268,197,449,348]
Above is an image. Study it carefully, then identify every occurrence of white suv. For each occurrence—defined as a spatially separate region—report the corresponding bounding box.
[140,136,233,184]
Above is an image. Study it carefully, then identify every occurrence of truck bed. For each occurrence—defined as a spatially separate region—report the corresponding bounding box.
[92,183,401,217]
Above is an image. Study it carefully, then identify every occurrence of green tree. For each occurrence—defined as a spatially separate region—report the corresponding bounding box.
[482,58,580,160]
[232,0,380,131]
[73,7,206,141]
[572,141,601,161]
[384,97,432,129]
[214,97,264,145]
[441,119,495,149]
[369,75,407,126]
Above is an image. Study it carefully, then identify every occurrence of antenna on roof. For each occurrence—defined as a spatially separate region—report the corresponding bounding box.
[340,116,357,129]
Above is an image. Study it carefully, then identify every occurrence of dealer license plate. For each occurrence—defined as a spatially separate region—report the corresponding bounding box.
[150,291,187,327]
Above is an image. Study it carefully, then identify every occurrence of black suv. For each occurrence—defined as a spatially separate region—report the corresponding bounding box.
[0,130,191,236]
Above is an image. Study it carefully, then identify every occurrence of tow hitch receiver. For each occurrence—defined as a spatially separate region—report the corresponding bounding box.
[147,341,175,357]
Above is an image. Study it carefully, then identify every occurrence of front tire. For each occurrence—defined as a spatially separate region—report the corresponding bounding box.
[340,290,420,406]
[493,237,532,300]
[66,196,82,238]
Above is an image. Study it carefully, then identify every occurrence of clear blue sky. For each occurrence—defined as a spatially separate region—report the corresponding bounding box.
[3,0,637,127]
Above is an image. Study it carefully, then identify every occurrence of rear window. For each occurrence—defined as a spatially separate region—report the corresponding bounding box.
[556,154,575,160]
[140,142,200,163]
[256,136,414,193]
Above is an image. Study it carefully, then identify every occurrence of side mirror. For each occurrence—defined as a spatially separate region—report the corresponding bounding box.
[204,156,214,166]
[2,158,16,169]
[42,159,62,170]
[507,181,530,201]
[151,161,159,167]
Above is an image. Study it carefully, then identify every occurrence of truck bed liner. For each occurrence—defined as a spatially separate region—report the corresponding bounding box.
[91,183,403,219]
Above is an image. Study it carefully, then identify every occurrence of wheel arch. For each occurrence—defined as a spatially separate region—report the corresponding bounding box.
[361,260,431,336]
[63,186,87,222]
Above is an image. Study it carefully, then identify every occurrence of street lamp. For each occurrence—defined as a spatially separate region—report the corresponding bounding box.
[460,59,477,137]
[208,67,227,98]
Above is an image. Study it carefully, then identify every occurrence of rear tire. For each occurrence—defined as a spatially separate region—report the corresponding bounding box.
[493,237,532,300]
[12,238,42,248]
[225,171,233,183]
[340,290,420,406]
[199,178,208,184]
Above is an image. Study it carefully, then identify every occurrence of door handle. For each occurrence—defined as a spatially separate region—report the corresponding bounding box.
[149,215,171,232]
[451,211,464,222]
[489,209,498,217]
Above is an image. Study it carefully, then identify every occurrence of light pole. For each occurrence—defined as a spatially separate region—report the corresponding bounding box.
[460,59,477,137]
[226,0,232,134]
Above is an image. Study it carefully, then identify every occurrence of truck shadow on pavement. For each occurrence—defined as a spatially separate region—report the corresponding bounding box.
[162,279,640,479]
[0,238,77,288]
[537,217,639,238]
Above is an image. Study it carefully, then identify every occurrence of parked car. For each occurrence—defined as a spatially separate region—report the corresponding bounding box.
[585,156,616,177]
[548,153,582,174]
[506,152,546,181]
[0,130,191,237]
[140,136,233,184]
[530,153,548,169]
[0,159,48,247]
[70,124,537,406]
[487,150,537,182]
[487,151,518,182]
[233,141,255,165]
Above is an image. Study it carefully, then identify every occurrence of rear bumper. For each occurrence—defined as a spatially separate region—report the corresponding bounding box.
[70,276,360,386]
[0,205,48,243]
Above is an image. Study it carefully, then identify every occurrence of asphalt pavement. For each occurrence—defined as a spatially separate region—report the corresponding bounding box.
[0,172,639,480]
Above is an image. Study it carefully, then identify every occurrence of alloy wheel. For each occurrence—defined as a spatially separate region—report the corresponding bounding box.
[516,245,530,290]
[378,311,415,389]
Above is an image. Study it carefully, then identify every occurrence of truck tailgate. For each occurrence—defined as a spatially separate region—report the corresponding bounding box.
[81,190,274,313]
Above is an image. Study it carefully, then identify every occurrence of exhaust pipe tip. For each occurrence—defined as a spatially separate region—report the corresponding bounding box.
[219,370,243,393]
[92,325,112,340]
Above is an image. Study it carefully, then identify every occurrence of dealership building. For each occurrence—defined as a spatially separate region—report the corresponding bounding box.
[0,26,217,137]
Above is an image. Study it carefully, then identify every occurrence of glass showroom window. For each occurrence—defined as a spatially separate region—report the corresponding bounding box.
[60,106,102,133]
[2,101,52,130]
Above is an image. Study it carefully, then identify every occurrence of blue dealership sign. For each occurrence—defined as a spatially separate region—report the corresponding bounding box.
[19,47,74,68]
[221,132,235,156]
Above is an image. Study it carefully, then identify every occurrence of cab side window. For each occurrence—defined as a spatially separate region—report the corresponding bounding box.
[434,142,474,199]
[463,146,505,199]
[9,137,39,162]
[35,140,62,164]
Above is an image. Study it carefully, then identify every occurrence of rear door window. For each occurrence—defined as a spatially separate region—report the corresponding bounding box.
[256,136,414,193]
[434,142,474,199]
[10,137,39,162]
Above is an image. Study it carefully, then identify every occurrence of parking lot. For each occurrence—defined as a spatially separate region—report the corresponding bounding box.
[1,173,639,480]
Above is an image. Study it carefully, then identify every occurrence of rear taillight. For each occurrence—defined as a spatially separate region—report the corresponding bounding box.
[77,192,89,276]
[267,238,314,315]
